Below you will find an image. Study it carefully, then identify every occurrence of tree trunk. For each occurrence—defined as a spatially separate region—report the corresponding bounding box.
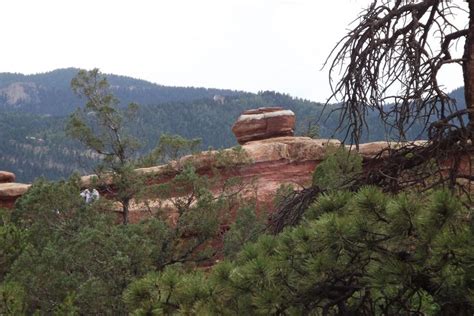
[122,198,130,225]
[463,0,474,129]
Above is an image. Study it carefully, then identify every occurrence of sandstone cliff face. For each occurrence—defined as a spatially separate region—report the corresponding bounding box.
[181,136,340,210]
[79,136,342,222]
[122,137,403,222]
[0,136,340,212]
[0,137,446,216]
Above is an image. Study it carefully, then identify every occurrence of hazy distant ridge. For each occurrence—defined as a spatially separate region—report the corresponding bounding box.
[0,68,245,115]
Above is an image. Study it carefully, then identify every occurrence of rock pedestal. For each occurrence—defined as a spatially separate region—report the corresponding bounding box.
[0,171,15,183]
[232,107,295,144]
[0,171,30,209]
[0,183,31,209]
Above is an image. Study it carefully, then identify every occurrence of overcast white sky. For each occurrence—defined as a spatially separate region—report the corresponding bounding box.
[0,0,466,102]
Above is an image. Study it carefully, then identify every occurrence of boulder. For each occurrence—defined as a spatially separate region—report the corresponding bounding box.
[232,107,295,144]
[0,183,31,209]
[0,171,15,183]
[0,182,30,198]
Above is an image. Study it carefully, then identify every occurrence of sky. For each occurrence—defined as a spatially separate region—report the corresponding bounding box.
[0,0,467,102]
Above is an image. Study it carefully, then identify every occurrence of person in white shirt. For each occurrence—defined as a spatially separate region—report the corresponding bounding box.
[80,189,91,203]
[91,189,100,202]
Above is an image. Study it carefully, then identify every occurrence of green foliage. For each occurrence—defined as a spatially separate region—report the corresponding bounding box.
[312,146,363,190]
[0,168,228,314]
[5,177,152,313]
[223,204,265,259]
[125,189,474,315]
[138,133,201,167]
[52,293,79,316]
[298,117,320,139]
[1,69,465,183]
[304,190,352,220]
[67,69,141,168]
[0,68,242,116]
[0,281,27,315]
[214,145,252,168]
[66,69,144,224]
[0,210,28,282]
[4,70,472,315]
[139,165,225,267]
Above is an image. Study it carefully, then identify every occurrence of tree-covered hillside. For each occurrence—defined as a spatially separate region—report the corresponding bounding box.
[0,68,244,115]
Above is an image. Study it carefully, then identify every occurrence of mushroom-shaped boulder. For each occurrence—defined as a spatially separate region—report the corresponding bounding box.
[0,171,15,183]
[232,107,295,144]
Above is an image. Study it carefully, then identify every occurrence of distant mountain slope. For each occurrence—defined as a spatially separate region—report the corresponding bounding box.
[449,87,465,109]
[0,68,245,115]
[0,68,465,182]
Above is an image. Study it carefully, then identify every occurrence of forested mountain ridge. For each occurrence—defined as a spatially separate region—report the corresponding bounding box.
[0,68,245,115]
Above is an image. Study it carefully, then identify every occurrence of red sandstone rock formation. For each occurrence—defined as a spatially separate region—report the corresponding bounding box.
[0,171,31,209]
[232,107,295,144]
[0,182,31,209]
[0,107,444,217]
[2,137,462,218]
[81,136,341,223]
[0,171,15,183]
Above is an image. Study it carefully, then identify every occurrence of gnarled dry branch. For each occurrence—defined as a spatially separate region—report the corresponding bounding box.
[325,0,468,145]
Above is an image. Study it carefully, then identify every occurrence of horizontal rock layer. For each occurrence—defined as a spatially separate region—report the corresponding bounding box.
[0,171,15,183]
[232,107,296,144]
[0,183,31,209]
[0,138,437,213]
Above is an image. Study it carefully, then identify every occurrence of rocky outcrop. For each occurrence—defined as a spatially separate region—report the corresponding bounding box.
[0,137,451,218]
[0,171,16,183]
[81,136,339,212]
[121,136,340,223]
[0,82,38,105]
[0,171,29,209]
[232,107,295,144]
[0,107,442,217]
[0,182,31,209]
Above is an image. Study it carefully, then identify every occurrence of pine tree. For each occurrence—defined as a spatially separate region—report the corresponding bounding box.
[66,69,142,224]
[125,188,474,315]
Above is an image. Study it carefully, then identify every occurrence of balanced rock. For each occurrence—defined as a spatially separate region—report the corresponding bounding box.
[232,107,295,144]
[0,171,15,183]
[0,183,31,208]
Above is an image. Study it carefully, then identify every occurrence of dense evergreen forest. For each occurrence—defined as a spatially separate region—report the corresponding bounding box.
[0,68,243,115]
